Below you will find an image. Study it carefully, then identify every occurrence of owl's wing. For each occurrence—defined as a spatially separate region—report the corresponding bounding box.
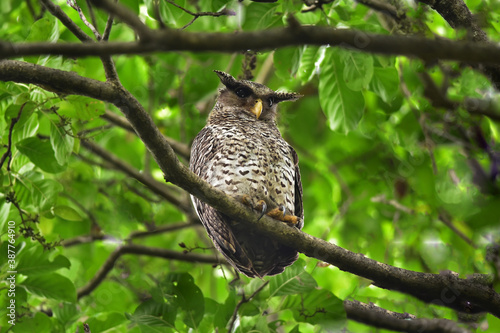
[190,126,260,277]
[192,199,261,277]
[291,146,304,230]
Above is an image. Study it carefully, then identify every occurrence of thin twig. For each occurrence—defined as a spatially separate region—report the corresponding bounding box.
[227,281,270,332]
[0,103,26,171]
[77,244,223,299]
[89,0,153,40]
[371,194,415,215]
[164,0,235,30]
[85,0,100,34]
[438,210,476,248]
[80,139,190,212]
[67,0,102,40]
[40,0,92,42]
[355,0,401,20]
[127,221,199,240]
[102,12,114,41]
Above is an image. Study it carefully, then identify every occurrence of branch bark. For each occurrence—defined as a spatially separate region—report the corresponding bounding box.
[345,300,471,333]
[77,244,223,299]
[1,26,500,65]
[417,0,500,89]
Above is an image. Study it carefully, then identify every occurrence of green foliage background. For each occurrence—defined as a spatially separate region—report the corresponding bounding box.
[1,0,500,332]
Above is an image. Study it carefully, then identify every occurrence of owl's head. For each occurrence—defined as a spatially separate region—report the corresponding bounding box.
[213,70,301,122]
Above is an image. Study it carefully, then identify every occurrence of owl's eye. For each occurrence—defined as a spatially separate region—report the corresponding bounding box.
[235,87,251,98]
[268,97,274,107]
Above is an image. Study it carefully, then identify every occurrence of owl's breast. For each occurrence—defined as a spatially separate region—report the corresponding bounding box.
[203,124,295,213]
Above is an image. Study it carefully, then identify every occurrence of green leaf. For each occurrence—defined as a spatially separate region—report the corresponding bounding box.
[145,0,189,28]
[467,198,500,228]
[25,16,58,42]
[52,205,83,221]
[239,302,260,317]
[131,298,177,327]
[16,137,67,173]
[243,3,281,30]
[56,97,106,121]
[285,289,346,330]
[369,66,400,104]
[0,199,11,231]
[21,273,77,302]
[16,246,70,275]
[9,106,39,145]
[342,51,373,91]
[163,273,204,329]
[50,122,75,166]
[121,0,140,14]
[274,47,302,80]
[297,46,324,84]
[53,302,78,326]
[85,312,127,333]
[12,171,43,208]
[12,312,52,333]
[214,290,236,331]
[319,48,365,133]
[269,259,317,297]
[31,178,64,212]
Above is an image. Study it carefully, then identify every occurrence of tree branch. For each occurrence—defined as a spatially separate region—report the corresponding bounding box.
[80,139,191,213]
[1,59,499,318]
[228,281,270,332]
[40,0,93,42]
[1,27,500,65]
[417,0,500,89]
[90,0,152,40]
[77,243,223,299]
[345,300,471,333]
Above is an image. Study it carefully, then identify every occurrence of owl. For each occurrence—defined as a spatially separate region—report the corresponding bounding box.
[189,71,303,278]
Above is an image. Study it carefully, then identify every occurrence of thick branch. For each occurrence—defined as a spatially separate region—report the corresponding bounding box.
[418,0,486,41]
[417,0,500,89]
[77,244,222,299]
[345,300,471,333]
[62,221,199,247]
[0,60,117,101]
[1,27,500,65]
[1,59,499,317]
[40,0,93,42]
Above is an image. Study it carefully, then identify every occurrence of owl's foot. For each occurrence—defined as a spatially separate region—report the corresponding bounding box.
[241,195,268,220]
[267,206,299,225]
[241,196,297,224]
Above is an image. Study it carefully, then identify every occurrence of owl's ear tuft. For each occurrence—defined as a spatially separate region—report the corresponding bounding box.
[274,92,302,103]
[214,70,238,89]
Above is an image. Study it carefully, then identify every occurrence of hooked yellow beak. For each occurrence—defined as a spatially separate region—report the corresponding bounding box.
[250,99,263,119]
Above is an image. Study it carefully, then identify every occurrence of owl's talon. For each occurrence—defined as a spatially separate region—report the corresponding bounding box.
[255,200,267,220]
[266,206,298,225]
[267,206,285,220]
[283,214,299,225]
[241,195,252,207]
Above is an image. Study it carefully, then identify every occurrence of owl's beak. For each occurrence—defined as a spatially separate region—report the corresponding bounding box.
[251,99,263,119]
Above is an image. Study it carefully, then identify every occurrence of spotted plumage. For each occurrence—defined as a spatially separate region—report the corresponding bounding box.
[190,71,303,278]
